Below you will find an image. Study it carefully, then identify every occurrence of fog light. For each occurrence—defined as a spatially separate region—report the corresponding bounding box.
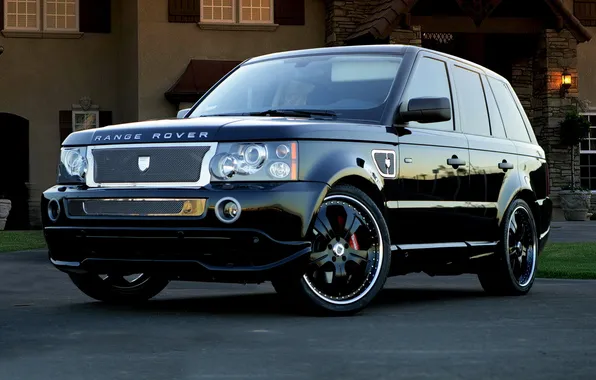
[48,199,61,222]
[215,197,241,224]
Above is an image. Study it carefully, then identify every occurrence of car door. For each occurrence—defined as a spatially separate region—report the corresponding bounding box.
[450,64,521,243]
[392,52,471,245]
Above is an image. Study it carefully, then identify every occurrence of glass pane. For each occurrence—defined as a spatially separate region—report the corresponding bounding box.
[66,15,76,29]
[581,178,590,189]
[251,8,259,20]
[46,16,56,28]
[214,0,222,6]
[261,8,270,21]
[6,15,16,28]
[590,115,596,125]
[581,140,590,151]
[17,1,25,13]
[590,166,596,178]
[488,77,531,142]
[222,6,233,20]
[581,153,589,166]
[214,7,222,19]
[403,57,454,132]
[66,3,75,16]
[204,0,212,5]
[203,7,213,20]
[27,1,36,13]
[241,8,251,21]
[7,1,16,13]
[581,167,589,178]
[453,66,491,136]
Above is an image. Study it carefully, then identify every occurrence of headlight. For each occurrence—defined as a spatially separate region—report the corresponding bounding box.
[57,147,88,184]
[210,141,297,181]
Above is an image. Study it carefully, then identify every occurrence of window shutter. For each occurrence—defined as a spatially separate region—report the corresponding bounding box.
[0,0,4,31]
[575,0,596,26]
[169,0,201,23]
[99,111,113,128]
[80,0,111,33]
[59,111,73,144]
[274,0,305,25]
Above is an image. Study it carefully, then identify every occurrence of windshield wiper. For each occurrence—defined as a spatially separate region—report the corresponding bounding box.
[248,109,337,119]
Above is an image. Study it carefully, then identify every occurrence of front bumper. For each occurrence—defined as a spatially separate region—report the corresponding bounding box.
[42,182,329,281]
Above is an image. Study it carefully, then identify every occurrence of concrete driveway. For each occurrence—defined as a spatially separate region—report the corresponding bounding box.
[1,249,596,380]
[549,221,596,243]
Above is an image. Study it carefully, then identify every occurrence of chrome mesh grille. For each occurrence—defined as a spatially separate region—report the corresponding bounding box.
[91,145,211,184]
[84,200,185,216]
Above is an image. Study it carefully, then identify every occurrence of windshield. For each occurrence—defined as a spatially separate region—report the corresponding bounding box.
[188,53,403,123]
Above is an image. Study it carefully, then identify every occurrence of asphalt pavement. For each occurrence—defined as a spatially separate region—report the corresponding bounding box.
[1,249,596,380]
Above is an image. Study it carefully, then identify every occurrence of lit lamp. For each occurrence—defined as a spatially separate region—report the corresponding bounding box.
[561,69,572,97]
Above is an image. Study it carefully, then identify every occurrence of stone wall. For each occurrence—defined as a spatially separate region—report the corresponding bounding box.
[390,26,422,46]
[532,29,580,206]
[511,57,533,118]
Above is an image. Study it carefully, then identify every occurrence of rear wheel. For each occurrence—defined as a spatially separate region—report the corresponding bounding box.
[68,272,169,304]
[478,199,538,296]
[273,184,391,315]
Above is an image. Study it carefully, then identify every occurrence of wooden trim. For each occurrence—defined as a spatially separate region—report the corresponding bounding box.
[198,22,278,31]
[411,16,545,33]
[575,0,596,26]
[1,30,82,38]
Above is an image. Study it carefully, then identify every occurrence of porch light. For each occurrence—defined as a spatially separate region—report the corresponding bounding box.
[561,69,572,96]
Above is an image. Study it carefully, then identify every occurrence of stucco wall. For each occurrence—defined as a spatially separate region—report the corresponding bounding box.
[578,27,596,108]
[0,0,122,205]
[137,0,326,121]
[118,0,139,123]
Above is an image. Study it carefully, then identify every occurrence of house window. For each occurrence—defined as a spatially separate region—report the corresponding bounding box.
[3,0,78,32]
[4,0,40,30]
[72,110,98,132]
[579,114,596,190]
[200,0,273,24]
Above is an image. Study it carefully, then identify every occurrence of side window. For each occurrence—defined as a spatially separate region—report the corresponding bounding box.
[487,77,531,142]
[481,75,507,138]
[452,66,491,136]
[403,56,454,132]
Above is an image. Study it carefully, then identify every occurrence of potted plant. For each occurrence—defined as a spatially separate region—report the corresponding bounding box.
[558,108,592,221]
[0,191,11,231]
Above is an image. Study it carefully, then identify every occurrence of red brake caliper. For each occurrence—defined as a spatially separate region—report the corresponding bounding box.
[337,215,360,250]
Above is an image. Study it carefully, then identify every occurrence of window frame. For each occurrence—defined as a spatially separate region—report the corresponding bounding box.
[399,54,456,133]
[451,64,492,138]
[579,112,596,192]
[72,110,99,132]
[42,0,79,32]
[3,0,42,31]
[199,0,274,25]
[3,0,79,32]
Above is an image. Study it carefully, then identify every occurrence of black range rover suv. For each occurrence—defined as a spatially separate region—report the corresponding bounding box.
[43,45,552,315]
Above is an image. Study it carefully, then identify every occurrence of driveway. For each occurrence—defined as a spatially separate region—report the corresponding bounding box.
[1,250,595,380]
[549,221,596,243]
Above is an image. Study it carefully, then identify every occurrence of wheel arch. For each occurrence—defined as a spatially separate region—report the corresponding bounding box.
[511,189,541,232]
[331,174,387,213]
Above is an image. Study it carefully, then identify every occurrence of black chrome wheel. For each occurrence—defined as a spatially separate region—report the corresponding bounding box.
[478,198,538,296]
[274,184,391,315]
[506,205,537,288]
[303,195,383,304]
[68,272,169,304]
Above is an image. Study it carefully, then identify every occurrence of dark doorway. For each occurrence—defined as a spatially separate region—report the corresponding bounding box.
[0,113,30,230]
[422,32,538,82]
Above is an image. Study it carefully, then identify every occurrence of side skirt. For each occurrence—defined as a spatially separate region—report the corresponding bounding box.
[388,241,499,277]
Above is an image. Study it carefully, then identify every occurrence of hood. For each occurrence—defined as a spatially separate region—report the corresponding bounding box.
[62,117,392,146]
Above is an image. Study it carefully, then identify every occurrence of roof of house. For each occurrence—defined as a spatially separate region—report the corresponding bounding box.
[346,0,592,43]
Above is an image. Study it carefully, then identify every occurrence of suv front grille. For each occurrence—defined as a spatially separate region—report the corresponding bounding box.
[87,143,217,187]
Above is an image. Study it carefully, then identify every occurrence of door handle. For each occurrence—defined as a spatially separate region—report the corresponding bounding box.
[498,160,514,171]
[447,155,466,168]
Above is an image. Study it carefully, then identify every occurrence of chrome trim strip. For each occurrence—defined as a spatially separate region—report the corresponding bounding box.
[371,149,397,179]
[540,226,550,240]
[469,252,494,259]
[391,241,497,251]
[50,258,80,267]
[85,142,218,188]
[385,201,498,209]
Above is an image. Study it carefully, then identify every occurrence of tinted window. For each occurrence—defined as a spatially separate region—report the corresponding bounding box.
[453,66,490,136]
[488,77,531,142]
[481,75,507,138]
[189,54,403,123]
[402,57,453,131]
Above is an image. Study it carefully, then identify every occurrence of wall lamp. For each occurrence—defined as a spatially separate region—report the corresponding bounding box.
[561,68,572,97]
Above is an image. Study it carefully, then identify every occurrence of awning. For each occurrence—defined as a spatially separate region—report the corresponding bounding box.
[165,59,243,104]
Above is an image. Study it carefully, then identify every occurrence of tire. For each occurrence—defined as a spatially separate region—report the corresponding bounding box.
[478,198,539,296]
[68,272,169,304]
[274,184,392,316]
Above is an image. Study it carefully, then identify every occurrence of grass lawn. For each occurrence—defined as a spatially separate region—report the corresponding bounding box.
[0,231,595,279]
[0,231,47,253]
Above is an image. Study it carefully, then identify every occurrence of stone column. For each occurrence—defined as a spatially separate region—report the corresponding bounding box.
[325,0,369,46]
[532,29,579,206]
[390,26,422,46]
[511,56,533,117]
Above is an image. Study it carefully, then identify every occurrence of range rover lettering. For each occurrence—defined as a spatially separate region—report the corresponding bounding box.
[42,45,552,315]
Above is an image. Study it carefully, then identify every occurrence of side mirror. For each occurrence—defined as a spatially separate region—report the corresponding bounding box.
[177,108,191,119]
[398,97,451,124]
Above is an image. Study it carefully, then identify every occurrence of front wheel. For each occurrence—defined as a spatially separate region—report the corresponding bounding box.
[68,272,169,304]
[478,199,539,296]
[274,184,392,316]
